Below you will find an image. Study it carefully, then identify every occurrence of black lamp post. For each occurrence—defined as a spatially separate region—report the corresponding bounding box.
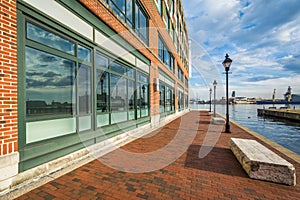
[222,54,232,133]
[213,80,217,117]
[209,88,212,112]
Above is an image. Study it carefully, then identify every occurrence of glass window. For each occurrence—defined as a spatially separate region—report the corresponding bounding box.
[159,83,165,113]
[26,22,75,55]
[164,49,170,66]
[138,72,148,83]
[110,62,126,75]
[26,47,75,119]
[78,64,91,114]
[108,0,148,44]
[109,1,125,21]
[128,80,135,120]
[158,37,164,60]
[135,1,148,44]
[111,74,127,112]
[96,53,109,69]
[78,44,91,62]
[126,0,133,26]
[127,67,135,78]
[96,69,109,112]
[158,0,162,15]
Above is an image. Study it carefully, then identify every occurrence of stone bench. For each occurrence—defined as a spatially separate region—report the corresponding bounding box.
[212,117,225,125]
[229,138,296,186]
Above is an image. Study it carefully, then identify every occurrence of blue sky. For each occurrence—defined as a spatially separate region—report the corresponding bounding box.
[182,0,300,100]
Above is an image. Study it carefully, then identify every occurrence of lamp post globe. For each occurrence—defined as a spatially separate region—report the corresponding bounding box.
[222,54,232,133]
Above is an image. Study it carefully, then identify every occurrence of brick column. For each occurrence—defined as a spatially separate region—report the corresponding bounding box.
[0,0,19,192]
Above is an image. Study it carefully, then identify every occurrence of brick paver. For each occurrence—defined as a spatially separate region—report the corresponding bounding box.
[16,111,300,199]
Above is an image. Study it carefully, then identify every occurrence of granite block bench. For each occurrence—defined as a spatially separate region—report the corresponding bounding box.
[229,138,296,186]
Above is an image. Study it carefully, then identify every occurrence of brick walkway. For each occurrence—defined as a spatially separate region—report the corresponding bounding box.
[16,111,300,200]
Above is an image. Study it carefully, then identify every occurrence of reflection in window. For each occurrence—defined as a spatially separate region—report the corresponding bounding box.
[159,82,174,115]
[78,44,91,62]
[159,83,165,113]
[107,0,148,44]
[178,90,184,110]
[111,74,127,112]
[135,1,148,44]
[111,62,126,75]
[128,80,135,120]
[78,64,91,114]
[137,71,149,118]
[96,70,109,112]
[26,22,75,55]
[96,53,109,68]
[158,35,174,72]
[25,47,75,119]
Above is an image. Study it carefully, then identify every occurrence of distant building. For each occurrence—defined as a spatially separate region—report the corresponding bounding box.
[0,0,189,193]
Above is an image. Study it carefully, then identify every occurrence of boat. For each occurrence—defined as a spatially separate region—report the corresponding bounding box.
[256,86,300,104]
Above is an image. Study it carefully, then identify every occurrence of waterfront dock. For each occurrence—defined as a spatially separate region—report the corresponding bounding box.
[4,111,300,200]
[258,108,300,122]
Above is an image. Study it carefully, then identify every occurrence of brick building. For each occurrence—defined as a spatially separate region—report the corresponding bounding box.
[0,0,189,193]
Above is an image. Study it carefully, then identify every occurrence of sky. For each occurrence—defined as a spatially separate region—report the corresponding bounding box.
[182,0,300,100]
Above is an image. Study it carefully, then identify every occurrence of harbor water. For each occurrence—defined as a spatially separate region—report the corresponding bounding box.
[190,103,300,155]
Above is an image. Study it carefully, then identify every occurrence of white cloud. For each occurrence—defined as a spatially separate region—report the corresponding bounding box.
[183,0,300,100]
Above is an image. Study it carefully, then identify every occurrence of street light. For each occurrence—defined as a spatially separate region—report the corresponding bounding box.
[209,88,212,112]
[213,80,217,117]
[222,53,232,133]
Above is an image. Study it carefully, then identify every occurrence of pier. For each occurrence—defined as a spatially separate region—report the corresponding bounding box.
[257,108,300,122]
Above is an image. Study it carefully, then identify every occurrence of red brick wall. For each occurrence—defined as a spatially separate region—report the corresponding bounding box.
[0,0,18,156]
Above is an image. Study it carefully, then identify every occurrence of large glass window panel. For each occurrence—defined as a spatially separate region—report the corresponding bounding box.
[96,53,109,69]
[126,0,133,26]
[164,49,170,66]
[111,74,127,112]
[78,64,91,114]
[135,2,148,44]
[25,47,75,119]
[96,70,109,112]
[141,83,148,117]
[138,72,148,83]
[114,0,125,13]
[109,1,125,21]
[159,83,165,113]
[128,80,135,120]
[127,67,134,78]
[139,10,147,41]
[110,62,126,75]
[136,82,141,119]
[165,87,171,112]
[158,37,163,60]
[26,22,75,55]
[78,44,91,62]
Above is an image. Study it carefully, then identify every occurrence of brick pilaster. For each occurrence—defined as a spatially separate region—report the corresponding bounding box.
[0,0,18,156]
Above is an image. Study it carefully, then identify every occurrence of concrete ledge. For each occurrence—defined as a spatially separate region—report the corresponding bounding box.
[0,152,19,193]
[230,138,296,186]
[212,117,225,125]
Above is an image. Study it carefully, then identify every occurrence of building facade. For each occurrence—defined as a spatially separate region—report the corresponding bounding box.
[0,0,189,193]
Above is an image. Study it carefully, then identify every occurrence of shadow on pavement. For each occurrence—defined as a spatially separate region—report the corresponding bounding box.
[185,145,248,178]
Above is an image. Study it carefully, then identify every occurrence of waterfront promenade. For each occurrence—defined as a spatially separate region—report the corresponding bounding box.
[9,111,300,199]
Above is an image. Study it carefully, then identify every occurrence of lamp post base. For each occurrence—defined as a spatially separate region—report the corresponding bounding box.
[225,123,231,133]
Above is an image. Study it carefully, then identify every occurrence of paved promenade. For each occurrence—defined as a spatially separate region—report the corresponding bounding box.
[15,111,300,199]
